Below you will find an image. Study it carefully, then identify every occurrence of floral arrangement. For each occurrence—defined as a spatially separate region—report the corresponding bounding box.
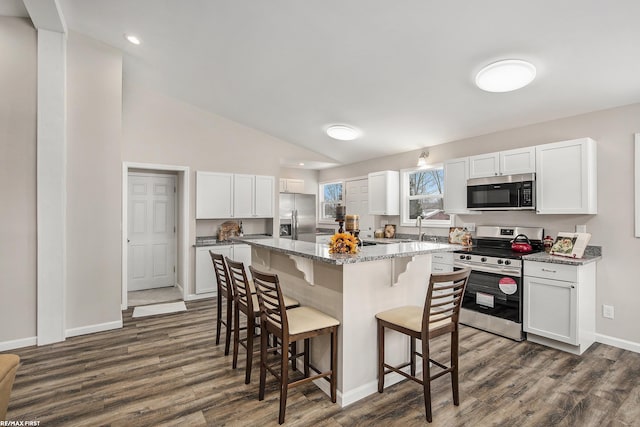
[328,232,359,254]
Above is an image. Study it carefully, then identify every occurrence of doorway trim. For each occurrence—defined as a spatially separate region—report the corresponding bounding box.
[122,162,190,309]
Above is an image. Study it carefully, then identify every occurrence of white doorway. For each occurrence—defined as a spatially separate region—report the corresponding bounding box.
[122,163,190,309]
[345,178,374,239]
[127,172,177,291]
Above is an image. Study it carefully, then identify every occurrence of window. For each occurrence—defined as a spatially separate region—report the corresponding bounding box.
[400,166,453,227]
[319,181,343,221]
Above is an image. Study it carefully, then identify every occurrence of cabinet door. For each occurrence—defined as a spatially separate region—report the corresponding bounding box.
[231,244,252,279]
[444,157,471,214]
[536,138,597,214]
[195,246,232,294]
[287,179,305,193]
[196,172,233,219]
[279,178,287,193]
[500,147,535,175]
[233,174,255,218]
[368,171,399,215]
[254,175,274,217]
[524,276,577,345]
[469,152,500,178]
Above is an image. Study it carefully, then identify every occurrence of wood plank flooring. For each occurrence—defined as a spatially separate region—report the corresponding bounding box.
[4,299,640,426]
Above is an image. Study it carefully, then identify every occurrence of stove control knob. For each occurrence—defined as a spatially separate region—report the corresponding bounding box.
[497,259,504,264]
[459,255,466,260]
[465,256,472,261]
[504,260,511,266]
[481,257,487,262]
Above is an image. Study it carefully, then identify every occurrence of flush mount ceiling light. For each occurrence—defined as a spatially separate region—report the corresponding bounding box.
[326,125,360,141]
[475,59,536,92]
[417,150,429,168]
[124,34,141,45]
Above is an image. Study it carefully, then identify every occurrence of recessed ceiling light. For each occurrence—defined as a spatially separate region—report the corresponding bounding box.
[326,125,360,141]
[475,59,536,92]
[298,162,305,166]
[124,34,141,45]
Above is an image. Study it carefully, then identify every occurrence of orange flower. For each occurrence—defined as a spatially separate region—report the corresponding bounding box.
[328,232,359,254]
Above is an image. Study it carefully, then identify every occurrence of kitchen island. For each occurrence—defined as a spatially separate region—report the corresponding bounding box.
[240,237,459,407]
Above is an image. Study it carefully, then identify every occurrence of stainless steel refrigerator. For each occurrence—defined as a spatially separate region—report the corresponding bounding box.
[279,193,316,243]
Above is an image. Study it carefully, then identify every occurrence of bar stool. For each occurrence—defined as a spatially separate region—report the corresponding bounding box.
[249,266,340,425]
[225,257,300,384]
[210,251,234,355]
[376,268,471,423]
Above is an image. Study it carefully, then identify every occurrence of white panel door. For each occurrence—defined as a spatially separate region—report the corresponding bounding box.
[346,179,374,239]
[128,173,177,291]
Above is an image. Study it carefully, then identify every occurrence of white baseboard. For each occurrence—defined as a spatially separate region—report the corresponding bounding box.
[596,333,640,354]
[0,336,37,352]
[185,292,216,301]
[65,319,123,338]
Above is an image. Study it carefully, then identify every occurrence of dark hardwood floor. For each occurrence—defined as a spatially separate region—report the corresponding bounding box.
[4,299,640,426]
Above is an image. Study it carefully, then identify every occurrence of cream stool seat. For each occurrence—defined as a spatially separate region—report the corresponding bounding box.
[250,266,339,425]
[376,268,471,423]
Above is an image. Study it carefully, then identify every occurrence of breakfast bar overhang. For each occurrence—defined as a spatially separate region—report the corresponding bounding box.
[241,238,458,407]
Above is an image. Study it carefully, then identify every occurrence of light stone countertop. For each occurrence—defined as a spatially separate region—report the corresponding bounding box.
[239,237,460,265]
[522,251,601,266]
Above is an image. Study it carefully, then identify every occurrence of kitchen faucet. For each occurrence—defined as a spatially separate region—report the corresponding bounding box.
[416,215,425,241]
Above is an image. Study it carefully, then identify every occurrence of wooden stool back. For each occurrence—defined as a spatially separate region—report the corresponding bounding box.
[210,251,233,355]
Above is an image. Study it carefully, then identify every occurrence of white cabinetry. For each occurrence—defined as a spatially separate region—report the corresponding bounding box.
[279,178,305,193]
[196,172,233,219]
[523,261,596,355]
[443,157,475,214]
[368,171,399,215]
[196,172,274,219]
[535,138,597,214]
[469,147,535,178]
[195,244,252,294]
[431,252,453,273]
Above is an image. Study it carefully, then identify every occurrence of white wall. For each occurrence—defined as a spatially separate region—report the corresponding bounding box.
[0,17,37,344]
[320,102,640,345]
[65,31,123,331]
[122,83,329,296]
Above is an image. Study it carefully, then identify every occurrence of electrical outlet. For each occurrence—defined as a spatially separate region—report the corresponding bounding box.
[602,304,614,319]
[463,223,476,232]
[576,225,587,233]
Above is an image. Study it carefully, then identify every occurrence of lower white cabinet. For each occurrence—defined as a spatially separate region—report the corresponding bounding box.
[431,252,454,273]
[195,244,252,294]
[523,261,596,355]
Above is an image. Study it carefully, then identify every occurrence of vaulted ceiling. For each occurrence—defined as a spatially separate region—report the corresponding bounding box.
[10,1,640,168]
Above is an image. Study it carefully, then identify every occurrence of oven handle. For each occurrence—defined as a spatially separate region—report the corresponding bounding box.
[454,261,521,277]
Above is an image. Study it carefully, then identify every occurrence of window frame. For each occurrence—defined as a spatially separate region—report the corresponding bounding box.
[318,180,344,224]
[400,165,454,228]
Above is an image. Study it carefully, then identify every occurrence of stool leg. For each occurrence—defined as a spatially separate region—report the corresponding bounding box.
[224,296,233,356]
[215,292,222,345]
[377,320,385,393]
[291,340,297,371]
[245,313,254,384]
[303,338,310,378]
[330,328,337,403]
[451,329,460,406]
[422,335,432,423]
[259,324,268,401]
[279,337,290,424]
[410,337,416,376]
[232,304,240,369]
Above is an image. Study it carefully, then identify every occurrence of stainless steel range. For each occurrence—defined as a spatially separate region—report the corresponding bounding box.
[454,225,544,341]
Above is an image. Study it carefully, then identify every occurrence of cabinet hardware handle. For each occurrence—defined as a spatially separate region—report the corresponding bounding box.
[541,268,557,273]
[571,285,575,288]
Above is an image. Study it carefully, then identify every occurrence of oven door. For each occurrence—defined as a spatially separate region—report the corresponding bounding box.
[455,262,522,324]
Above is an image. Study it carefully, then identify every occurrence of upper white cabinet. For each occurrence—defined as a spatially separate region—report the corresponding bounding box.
[279,178,305,193]
[469,147,535,179]
[535,138,597,214]
[444,157,474,214]
[196,172,274,219]
[196,172,233,219]
[368,170,399,215]
[254,175,275,217]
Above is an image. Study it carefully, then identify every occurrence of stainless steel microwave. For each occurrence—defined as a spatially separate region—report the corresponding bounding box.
[466,173,535,210]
